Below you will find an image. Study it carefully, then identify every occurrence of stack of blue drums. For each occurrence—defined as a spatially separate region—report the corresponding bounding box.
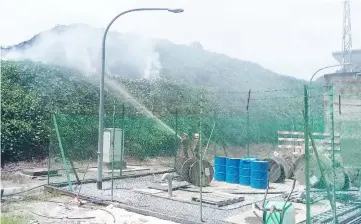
[214,156,227,181]
[226,158,240,184]
[214,156,269,190]
[250,160,269,189]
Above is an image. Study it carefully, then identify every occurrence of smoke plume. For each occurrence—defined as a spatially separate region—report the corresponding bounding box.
[2,24,163,79]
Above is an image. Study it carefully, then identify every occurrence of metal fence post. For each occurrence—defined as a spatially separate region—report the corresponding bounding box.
[304,85,311,224]
[199,91,203,222]
[246,89,251,157]
[53,114,73,191]
[328,85,338,224]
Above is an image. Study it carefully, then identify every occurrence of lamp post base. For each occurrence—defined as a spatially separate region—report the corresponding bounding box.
[97,181,102,190]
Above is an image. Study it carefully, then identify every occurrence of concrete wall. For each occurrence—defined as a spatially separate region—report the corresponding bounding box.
[323,72,361,165]
[323,72,361,134]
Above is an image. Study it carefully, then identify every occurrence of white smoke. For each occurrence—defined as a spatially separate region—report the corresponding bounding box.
[144,52,162,79]
[3,24,162,79]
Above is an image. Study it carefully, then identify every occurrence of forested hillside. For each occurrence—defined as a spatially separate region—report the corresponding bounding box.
[1,24,315,164]
[1,24,305,90]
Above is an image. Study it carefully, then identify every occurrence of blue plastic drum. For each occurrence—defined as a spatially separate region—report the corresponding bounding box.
[239,159,251,185]
[250,160,269,189]
[239,157,258,185]
[226,158,240,184]
[214,156,227,181]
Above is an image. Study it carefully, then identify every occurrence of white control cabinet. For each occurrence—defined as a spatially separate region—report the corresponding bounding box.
[103,128,123,163]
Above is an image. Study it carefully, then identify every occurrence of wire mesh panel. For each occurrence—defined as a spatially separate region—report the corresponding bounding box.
[308,79,361,223]
[201,88,307,161]
[330,76,361,223]
[44,77,359,223]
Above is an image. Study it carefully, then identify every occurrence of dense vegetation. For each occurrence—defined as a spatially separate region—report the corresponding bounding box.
[1,25,325,164]
[1,60,320,164]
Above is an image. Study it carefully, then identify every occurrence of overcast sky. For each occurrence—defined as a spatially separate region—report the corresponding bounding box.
[1,0,360,79]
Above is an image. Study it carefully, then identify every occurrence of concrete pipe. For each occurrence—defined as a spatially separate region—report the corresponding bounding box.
[161,173,174,197]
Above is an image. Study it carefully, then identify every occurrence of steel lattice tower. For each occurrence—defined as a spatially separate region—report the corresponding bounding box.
[342,0,352,71]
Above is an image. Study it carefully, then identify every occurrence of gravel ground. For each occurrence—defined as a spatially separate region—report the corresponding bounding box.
[1,194,179,224]
[63,173,280,224]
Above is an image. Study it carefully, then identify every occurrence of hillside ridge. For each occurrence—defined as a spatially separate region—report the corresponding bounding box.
[1,24,304,91]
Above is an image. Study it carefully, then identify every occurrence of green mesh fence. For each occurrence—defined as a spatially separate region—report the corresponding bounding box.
[49,87,314,185]
[47,84,360,223]
[307,83,361,223]
[332,82,361,224]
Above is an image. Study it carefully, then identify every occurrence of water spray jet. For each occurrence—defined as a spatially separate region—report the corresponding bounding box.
[104,77,181,139]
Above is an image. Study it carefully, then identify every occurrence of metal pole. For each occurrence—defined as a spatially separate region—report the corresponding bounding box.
[47,115,53,186]
[304,85,311,224]
[329,85,338,224]
[213,110,217,157]
[175,108,178,154]
[97,7,184,189]
[122,127,125,174]
[246,89,251,157]
[120,103,125,177]
[111,99,116,201]
[199,92,203,222]
[53,114,73,191]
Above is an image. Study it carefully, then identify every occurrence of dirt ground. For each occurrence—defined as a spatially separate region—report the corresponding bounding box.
[1,170,178,224]
[0,158,176,224]
[1,191,178,224]
[0,147,274,224]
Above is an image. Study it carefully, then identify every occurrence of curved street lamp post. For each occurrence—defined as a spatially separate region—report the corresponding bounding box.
[309,63,351,125]
[97,8,184,190]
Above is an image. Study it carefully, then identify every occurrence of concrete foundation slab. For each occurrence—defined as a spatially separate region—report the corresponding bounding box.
[87,166,151,174]
[21,168,58,177]
[226,210,262,224]
[148,181,190,191]
[53,173,342,224]
[188,179,295,195]
[191,192,244,207]
[225,200,342,224]
[148,189,199,203]
[134,188,164,194]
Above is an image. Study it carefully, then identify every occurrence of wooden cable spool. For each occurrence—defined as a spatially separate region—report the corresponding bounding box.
[180,158,197,183]
[188,160,214,187]
[273,156,293,179]
[294,154,322,187]
[323,167,347,191]
[265,158,283,183]
[175,156,186,175]
[283,155,295,177]
[344,167,361,188]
